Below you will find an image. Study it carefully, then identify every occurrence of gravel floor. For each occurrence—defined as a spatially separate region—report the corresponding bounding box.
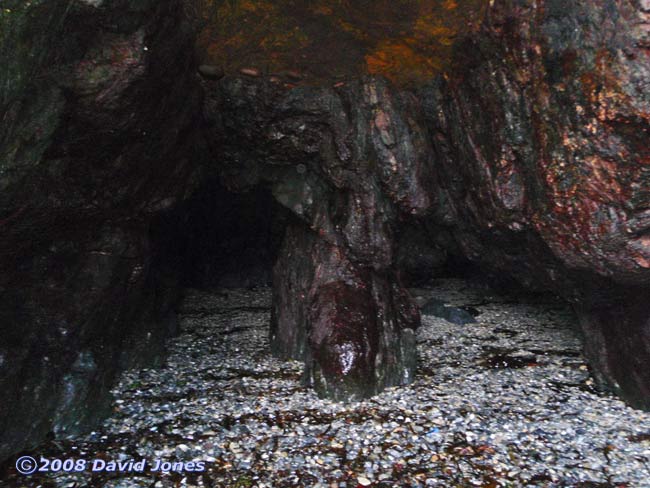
[6,279,650,487]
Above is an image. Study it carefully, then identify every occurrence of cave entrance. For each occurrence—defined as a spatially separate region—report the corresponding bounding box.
[4,0,650,482]
[148,172,459,402]
[147,171,584,403]
[146,180,589,413]
[153,180,289,291]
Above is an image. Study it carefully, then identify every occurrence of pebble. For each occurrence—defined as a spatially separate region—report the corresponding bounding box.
[357,476,371,486]
[197,64,224,80]
[18,280,650,487]
[239,67,260,77]
[285,70,303,81]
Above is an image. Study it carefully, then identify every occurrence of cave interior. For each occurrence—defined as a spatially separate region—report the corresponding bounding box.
[1,0,650,468]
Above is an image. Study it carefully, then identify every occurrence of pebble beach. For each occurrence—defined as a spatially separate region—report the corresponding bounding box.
[7,279,650,487]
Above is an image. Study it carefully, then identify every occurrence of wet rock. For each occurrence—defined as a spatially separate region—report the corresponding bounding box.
[205,77,430,400]
[421,299,476,325]
[239,67,260,77]
[285,70,304,81]
[422,0,650,409]
[198,64,224,80]
[576,289,650,409]
[0,0,201,461]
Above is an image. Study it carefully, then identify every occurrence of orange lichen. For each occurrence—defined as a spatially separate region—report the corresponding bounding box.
[194,0,487,86]
[312,5,333,16]
[365,40,441,83]
[364,0,485,84]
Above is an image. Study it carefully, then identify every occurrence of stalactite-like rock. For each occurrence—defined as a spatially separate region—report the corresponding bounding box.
[204,77,430,400]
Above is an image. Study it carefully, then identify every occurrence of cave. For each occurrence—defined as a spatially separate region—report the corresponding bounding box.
[154,181,286,290]
[2,0,650,485]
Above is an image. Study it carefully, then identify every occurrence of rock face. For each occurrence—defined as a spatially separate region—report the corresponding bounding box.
[203,78,429,400]
[198,0,650,408]
[0,0,201,460]
[420,0,650,408]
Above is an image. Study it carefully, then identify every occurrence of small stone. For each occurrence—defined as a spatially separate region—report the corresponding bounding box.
[240,67,260,77]
[80,0,104,7]
[285,70,303,81]
[357,476,371,486]
[197,64,224,80]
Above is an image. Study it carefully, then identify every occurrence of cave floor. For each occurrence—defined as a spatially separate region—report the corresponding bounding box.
[9,279,650,487]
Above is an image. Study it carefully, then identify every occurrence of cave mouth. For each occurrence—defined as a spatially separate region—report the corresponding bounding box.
[152,180,289,291]
[152,177,463,293]
[148,174,587,391]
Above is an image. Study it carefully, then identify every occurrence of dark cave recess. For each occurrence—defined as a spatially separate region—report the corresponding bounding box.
[1,0,650,463]
[154,181,450,291]
[152,182,288,290]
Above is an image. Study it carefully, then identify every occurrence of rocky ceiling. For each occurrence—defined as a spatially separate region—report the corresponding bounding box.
[195,0,486,85]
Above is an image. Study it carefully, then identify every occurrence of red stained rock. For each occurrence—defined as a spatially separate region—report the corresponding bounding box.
[421,0,650,408]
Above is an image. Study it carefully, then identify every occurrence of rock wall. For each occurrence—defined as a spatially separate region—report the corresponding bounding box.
[421,0,650,408]
[198,0,650,405]
[0,0,201,460]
